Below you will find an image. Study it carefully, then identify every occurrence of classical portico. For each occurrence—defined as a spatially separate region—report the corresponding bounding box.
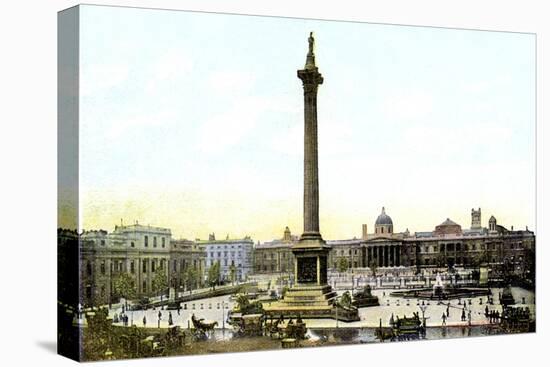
[366,242,402,267]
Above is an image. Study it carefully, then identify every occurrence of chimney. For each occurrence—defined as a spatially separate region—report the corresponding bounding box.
[362,224,368,240]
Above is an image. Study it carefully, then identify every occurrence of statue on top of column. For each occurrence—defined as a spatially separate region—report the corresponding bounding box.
[308,32,314,55]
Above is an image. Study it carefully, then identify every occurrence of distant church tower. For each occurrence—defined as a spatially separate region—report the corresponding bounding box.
[471,208,481,229]
[489,215,497,232]
[283,226,292,242]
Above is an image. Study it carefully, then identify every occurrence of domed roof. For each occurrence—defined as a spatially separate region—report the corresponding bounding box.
[375,207,393,226]
[438,218,459,227]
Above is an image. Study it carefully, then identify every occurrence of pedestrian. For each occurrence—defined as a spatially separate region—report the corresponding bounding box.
[168,311,173,326]
[485,305,489,318]
[143,315,147,327]
[441,313,447,326]
[461,309,466,322]
[446,305,450,318]
[158,310,162,320]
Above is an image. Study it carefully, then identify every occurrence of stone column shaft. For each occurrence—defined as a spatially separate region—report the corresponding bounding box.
[298,51,323,241]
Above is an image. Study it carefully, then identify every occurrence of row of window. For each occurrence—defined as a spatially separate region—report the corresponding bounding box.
[85,258,167,276]
[209,259,243,267]
[257,264,290,272]
[259,252,290,259]
[95,236,166,248]
[143,235,166,248]
[334,249,359,256]
[207,251,243,258]
[421,242,525,253]
[211,244,244,249]
[172,259,200,272]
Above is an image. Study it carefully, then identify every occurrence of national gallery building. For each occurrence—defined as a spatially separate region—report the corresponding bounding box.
[253,207,535,278]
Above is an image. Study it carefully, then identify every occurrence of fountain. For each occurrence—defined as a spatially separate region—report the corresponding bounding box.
[391,272,490,300]
[432,273,445,299]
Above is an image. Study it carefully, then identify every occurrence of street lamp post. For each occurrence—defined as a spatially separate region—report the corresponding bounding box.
[334,294,342,329]
[222,300,225,332]
[419,304,428,329]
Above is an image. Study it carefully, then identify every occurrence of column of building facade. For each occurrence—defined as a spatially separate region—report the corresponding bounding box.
[396,246,400,266]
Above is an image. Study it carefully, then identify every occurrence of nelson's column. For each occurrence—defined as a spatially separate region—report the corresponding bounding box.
[264,33,359,321]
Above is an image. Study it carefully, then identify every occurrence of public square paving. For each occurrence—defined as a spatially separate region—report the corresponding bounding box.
[306,287,535,328]
[107,287,535,330]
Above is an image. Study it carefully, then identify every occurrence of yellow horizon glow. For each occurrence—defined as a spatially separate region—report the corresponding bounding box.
[74,186,535,243]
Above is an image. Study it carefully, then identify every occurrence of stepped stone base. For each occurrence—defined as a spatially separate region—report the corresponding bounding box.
[263,284,360,322]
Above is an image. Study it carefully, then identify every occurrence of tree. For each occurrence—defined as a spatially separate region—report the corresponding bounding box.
[207,261,221,291]
[435,253,447,268]
[112,273,136,308]
[337,257,349,273]
[523,248,536,286]
[229,264,237,286]
[152,270,168,300]
[184,267,198,293]
[472,251,489,268]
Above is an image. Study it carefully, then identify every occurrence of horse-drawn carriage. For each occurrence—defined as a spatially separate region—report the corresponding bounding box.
[376,313,425,342]
[228,313,265,336]
[190,314,218,340]
[390,313,425,341]
[227,294,266,336]
[500,306,531,333]
[264,315,308,341]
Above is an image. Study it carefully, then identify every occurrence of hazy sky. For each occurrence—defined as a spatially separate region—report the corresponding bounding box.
[77,5,536,242]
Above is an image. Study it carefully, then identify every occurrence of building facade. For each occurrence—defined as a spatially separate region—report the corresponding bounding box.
[254,227,297,276]
[169,239,206,291]
[251,208,535,282]
[198,233,254,282]
[80,223,173,306]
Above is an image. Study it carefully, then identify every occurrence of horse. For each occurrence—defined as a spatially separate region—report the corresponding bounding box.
[191,314,218,339]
